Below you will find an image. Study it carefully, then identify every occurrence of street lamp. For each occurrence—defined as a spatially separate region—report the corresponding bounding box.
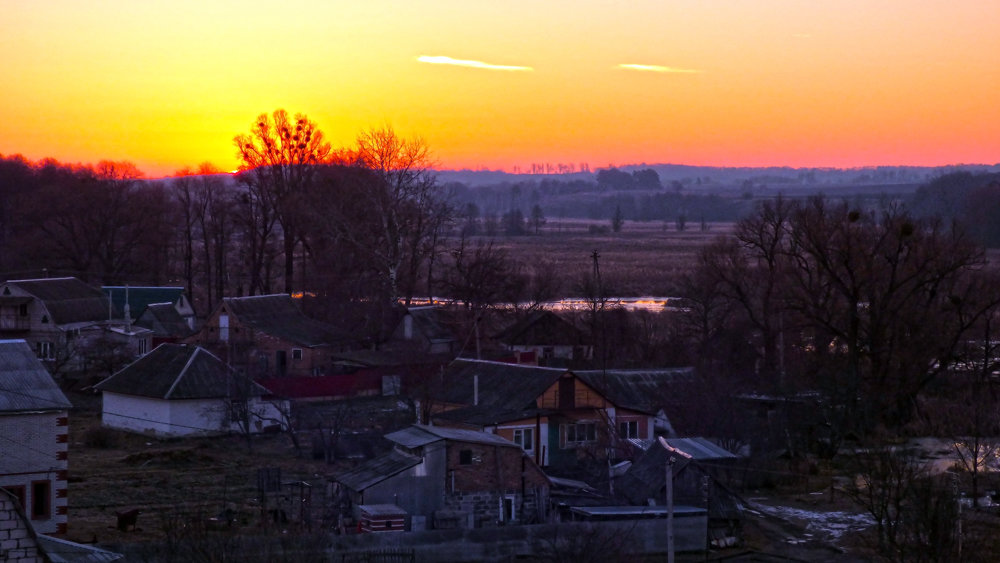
[658,437,692,563]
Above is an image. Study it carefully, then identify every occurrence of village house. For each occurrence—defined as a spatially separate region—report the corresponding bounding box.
[430,359,659,473]
[186,294,357,379]
[0,340,72,536]
[94,343,286,437]
[493,310,592,365]
[102,286,197,346]
[330,424,550,531]
[382,305,460,356]
[0,278,150,371]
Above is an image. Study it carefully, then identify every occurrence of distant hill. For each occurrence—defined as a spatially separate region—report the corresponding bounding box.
[435,163,1000,188]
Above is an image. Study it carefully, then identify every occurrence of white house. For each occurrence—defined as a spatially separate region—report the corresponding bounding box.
[95,343,286,437]
[0,339,72,536]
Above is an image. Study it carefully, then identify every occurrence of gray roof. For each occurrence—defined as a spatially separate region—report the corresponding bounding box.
[660,437,739,460]
[0,339,72,413]
[435,359,565,424]
[331,450,422,492]
[94,344,268,400]
[405,306,456,343]
[6,277,114,325]
[222,294,352,348]
[136,303,194,338]
[386,424,521,449]
[494,310,588,346]
[37,534,124,562]
[575,367,696,414]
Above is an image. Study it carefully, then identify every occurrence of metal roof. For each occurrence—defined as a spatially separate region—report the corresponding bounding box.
[37,534,125,562]
[358,504,408,517]
[661,437,739,460]
[570,505,706,517]
[137,303,194,338]
[331,450,422,492]
[103,286,185,320]
[386,424,521,449]
[0,339,72,413]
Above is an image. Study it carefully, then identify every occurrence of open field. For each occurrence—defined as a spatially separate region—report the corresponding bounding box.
[479,220,733,297]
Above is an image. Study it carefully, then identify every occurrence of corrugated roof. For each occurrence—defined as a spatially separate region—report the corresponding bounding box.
[94,343,268,400]
[223,294,353,347]
[331,450,422,492]
[136,303,193,338]
[405,306,457,344]
[37,534,124,562]
[661,437,739,460]
[575,368,696,414]
[439,358,564,414]
[386,424,520,449]
[494,310,588,346]
[103,286,185,320]
[7,277,114,325]
[0,339,72,412]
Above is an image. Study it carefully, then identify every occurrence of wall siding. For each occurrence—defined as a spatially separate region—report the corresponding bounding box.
[0,411,69,535]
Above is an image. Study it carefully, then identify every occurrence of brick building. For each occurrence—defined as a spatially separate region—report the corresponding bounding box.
[330,425,550,530]
[186,294,357,378]
[0,340,72,536]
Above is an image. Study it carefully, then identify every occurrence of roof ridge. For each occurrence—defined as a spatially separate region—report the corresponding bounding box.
[163,346,199,400]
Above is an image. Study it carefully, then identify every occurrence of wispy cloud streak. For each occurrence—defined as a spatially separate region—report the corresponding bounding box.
[618,63,703,74]
[418,55,533,71]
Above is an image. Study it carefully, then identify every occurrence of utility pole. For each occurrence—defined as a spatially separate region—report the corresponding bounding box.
[659,437,692,563]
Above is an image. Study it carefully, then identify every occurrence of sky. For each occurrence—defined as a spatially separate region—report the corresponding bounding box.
[1,0,998,178]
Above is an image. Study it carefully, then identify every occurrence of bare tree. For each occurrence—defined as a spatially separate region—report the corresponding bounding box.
[234,110,332,294]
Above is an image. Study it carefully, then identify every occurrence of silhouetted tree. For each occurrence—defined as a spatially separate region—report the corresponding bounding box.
[234,110,332,294]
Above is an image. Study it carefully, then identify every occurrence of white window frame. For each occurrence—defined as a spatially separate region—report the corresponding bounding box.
[512,427,534,453]
[36,341,54,361]
[562,421,597,447]
[292,348,303,361]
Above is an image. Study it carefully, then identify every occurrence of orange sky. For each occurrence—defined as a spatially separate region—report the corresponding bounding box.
[1,0,998,178]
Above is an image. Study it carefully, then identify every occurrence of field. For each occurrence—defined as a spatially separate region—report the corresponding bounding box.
[477,220,733,298]
[64,390,359,548]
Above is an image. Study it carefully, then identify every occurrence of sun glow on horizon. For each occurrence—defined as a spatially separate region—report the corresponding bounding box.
[0,1,997,177]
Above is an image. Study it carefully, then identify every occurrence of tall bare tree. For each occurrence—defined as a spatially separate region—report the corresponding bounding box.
[234,110,332,294]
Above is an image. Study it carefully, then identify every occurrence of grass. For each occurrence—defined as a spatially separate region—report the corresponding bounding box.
[469,220,732,297]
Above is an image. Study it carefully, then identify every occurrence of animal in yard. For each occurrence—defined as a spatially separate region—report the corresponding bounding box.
[116,509,142,532]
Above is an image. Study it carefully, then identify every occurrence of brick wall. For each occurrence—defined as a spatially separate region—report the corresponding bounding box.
[443,442,549,526]
[0,490,46,563]
[0,411,69,535]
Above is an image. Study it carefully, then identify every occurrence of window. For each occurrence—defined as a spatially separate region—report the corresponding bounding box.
[292,348,303,360]
[138,338,148,356]
[459,449,473,465]
[36,341,53,361]
[619,420,639,439]
[512,428,534,453]
[562,422,597,447]
[31,480,50,520]
[18,303,28,317]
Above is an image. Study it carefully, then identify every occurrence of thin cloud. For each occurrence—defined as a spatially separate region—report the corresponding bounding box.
[792,33,812,39]
[618,63,703,74]
[418,55,533,72]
